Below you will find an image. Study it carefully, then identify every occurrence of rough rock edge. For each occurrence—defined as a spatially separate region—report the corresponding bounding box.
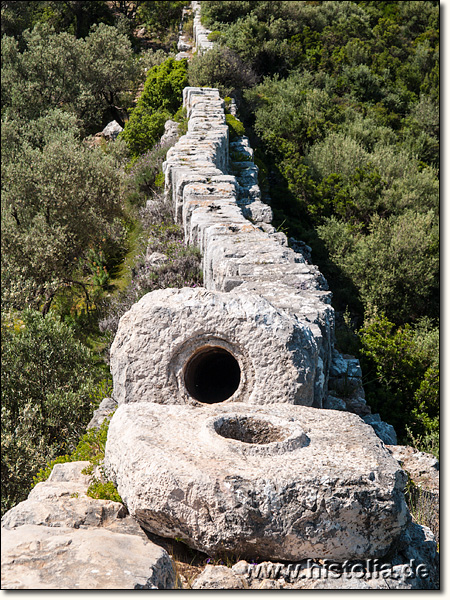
[1,462,175,590]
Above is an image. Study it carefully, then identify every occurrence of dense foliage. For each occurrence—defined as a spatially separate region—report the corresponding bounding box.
[1,310,109,513]
[358,311,439,445]
[1,22,138,131]
[193,0,439,447]
[137,1,189,36]
[2,115,125,314]
[121,57,188,157]
[1,2,195,515]
[1,1,113,39]
[33,417,122,503]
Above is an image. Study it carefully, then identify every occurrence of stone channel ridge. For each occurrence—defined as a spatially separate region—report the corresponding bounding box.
[163,86,336,408]
[192,0,215,54]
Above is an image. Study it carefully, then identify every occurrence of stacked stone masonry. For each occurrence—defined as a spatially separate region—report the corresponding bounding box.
[104,84,419,565]
[1,2,439,588]
[192,1,214,54]
[185,0,371,418]
[163,86,337,408]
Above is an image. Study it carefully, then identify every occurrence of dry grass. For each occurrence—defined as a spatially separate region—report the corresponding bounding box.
[141,529,209,588]
[406,482,439,548]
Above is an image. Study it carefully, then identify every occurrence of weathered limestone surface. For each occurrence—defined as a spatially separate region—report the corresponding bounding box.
[1,462,175,590]
[111,287,320,407]
[159,119,181,145]
[1,461,125,531]
[229,518,439,590]
[87,397,117,430]
[1,3,439,588]
[192,1,214,53]
[191,565,247,589]
[387,445,439,495]
[364,414,398,445]
[162,86,335,407]
[101,120,123,140]
[1,525,174,590]
[105,402,409,562]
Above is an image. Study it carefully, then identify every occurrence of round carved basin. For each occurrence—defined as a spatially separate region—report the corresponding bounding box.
[205,413,309,456]
[214,416,287,445]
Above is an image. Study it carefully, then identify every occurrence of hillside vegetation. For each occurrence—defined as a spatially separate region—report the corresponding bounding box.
[1,1,439,515]
[1,0,195,514]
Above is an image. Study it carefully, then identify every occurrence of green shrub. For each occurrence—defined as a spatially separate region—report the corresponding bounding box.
[32,418,111,486]
[207,31,222,42]
[225,113,245,141]
[138,57,188,115]
[1,310,108,514]
[317,210,439,323]
[138,48,173,74]
[201,1,254,27]
[188,46,257,97]
[86,479,122,503]
[121,107,170,158]
[121,57,187,157]
[32,416,122,504]
[358,311,439,441]
[137,1,188,36]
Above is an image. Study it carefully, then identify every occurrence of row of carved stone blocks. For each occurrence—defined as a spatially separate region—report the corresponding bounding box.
[105,87,413,563]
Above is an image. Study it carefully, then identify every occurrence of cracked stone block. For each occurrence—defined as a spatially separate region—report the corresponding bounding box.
[105,402,409,561]
[1,525,175,589]
[110,287,319,407]
[1,462,175,590]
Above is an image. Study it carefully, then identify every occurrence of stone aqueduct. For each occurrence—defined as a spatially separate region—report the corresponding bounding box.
[104,0,430,571]
[1,2,438,589]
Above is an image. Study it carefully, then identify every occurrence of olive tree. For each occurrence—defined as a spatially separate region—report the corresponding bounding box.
[1,22,138,131]
[1,124,124,313]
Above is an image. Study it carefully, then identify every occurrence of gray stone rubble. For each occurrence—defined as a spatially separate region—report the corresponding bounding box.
[101,120,123,140]
[364,413,398,445]
[87,397,117,430]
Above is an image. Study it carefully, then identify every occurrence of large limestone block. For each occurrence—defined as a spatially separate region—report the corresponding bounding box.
[110,287,319,406]
[1,461,125,531]
[1,525,175,589]
[104,403,409,561]
[0,461,179,589]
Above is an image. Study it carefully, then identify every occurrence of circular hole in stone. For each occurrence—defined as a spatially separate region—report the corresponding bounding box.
[184,346,241,404]
[214,416,287,445]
